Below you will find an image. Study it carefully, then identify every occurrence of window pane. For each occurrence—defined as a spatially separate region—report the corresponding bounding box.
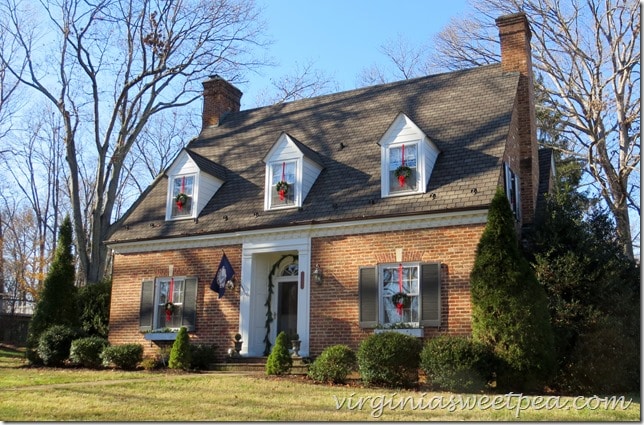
[172,175,194,217]
[382,265,419,324]
[389,144,417,192]
[155,278,185,330]
[271,161,296,206]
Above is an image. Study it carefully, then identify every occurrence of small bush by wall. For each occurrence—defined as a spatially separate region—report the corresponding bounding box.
[357,332,422,388]
[190,343,217,370]
[420,336,495,392]
[101,344,143,370]
[37,325,80,366]
[168,327,191,370]
[69,336,110,368]
[308,344,356,384]
[266,331,292,375]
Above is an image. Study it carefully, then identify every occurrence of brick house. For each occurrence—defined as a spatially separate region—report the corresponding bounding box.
[106,13,554,359]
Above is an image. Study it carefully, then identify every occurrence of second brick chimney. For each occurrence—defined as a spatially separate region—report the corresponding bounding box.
[496,13,539,226]
[202,75,243,129]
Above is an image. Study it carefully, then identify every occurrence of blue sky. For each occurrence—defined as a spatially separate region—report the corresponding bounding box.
[239,0,470,107]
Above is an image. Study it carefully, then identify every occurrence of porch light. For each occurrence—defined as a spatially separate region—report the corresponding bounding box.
[313,264,323,284]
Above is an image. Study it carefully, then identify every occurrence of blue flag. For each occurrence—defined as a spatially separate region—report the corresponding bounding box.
[211,254,235,298]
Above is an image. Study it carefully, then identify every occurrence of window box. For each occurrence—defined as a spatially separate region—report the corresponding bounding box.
[143,332,178,341]
[374,328,424,338]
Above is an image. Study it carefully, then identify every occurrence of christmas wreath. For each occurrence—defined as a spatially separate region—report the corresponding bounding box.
[164,302,175,321]
[175,192,189,210]
[275,181,289,201]
[391,292,410,308]
[394,165,412,187]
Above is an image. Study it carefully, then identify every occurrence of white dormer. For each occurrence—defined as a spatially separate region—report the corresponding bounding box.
[165,149,226,220]
[264,133,323,210]
[379,113,440,198]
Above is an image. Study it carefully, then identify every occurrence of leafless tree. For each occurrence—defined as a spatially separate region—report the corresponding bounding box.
[430,0,640,259]
[251,60,337,106]
[0,0,270,283]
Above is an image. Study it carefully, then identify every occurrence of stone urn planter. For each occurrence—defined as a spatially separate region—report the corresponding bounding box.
[290,334,301,357]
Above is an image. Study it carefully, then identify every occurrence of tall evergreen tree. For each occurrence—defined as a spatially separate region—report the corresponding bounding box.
[470,189,555,391]
[530,159,640,393]
[27,215,78,362]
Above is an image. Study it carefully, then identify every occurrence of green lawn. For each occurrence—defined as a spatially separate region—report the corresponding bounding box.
[0,347,639,421]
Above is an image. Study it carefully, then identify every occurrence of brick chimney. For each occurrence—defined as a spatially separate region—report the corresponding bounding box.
[496,13,539,226]
[202,75,242,129]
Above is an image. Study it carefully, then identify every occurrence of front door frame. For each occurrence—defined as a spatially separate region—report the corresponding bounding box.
[239,237,311,357]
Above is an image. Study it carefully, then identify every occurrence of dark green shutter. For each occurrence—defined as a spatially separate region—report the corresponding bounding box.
[181,277,198,331]
[139,279,155,331]
[359,266,378,328]
[420,263,441,327]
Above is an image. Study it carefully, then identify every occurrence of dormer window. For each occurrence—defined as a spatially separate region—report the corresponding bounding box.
[388,143,418,194]
[171,175,195,218]
[165,149,226,221]
[264,133,324,211]
[270,160,297,208]
[379,113,440,198]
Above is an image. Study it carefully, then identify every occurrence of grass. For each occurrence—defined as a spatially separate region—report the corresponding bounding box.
[0,347,640,421]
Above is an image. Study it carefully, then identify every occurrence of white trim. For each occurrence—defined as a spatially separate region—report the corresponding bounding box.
[239,237,311,357]
[108,209,489,254]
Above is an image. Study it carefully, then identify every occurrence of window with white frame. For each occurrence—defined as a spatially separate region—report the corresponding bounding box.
[504,163,521,221]
[358,262,441,329]
[139,276,197,332]
[381,264,420,325]
[170,175,195,218]
[269,160,297,208]
[388,143,418,194]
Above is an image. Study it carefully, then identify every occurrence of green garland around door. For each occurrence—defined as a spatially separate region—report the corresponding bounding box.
[263,254,298,356]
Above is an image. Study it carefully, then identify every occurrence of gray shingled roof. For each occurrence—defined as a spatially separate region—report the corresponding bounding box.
[108,64,520,243]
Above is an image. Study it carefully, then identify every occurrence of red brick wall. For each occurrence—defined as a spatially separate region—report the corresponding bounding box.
[109,245,242,358]
[109,222,485,359]
[308,223,485,356]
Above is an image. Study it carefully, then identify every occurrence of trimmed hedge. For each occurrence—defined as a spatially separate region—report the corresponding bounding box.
[420,336,495,392]
[101,344,143,370]
[37,325,80,366]
[190,343,217,370]
[357,332,422,388]
[308,345,356,384]
[70,336,110,368]
[169,327,191,370]
[266,331,292,375]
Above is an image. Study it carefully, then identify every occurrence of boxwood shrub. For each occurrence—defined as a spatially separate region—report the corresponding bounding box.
[69,336,110,368]
[308,344,356,384]
[420,335,495,392]
[266,331,292,375]
[101,343,143,370]
[190,343,218,370]
[37,325,80,366]
[357,331,422,388]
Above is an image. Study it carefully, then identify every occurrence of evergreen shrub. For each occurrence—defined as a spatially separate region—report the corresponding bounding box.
[308,344,356,384]
[190,343,217,370]
[420,336,495,392]
[357,332,421,388]
[37,325,80,366]
[101,344,143,370]
[266,331,292,375]
[470,189,555,391]
[168,327,192,370]
[69,336,109,368]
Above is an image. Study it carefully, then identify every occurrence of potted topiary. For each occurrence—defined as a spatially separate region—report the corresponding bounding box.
[290,333,301,357]
[233,333,243,356]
